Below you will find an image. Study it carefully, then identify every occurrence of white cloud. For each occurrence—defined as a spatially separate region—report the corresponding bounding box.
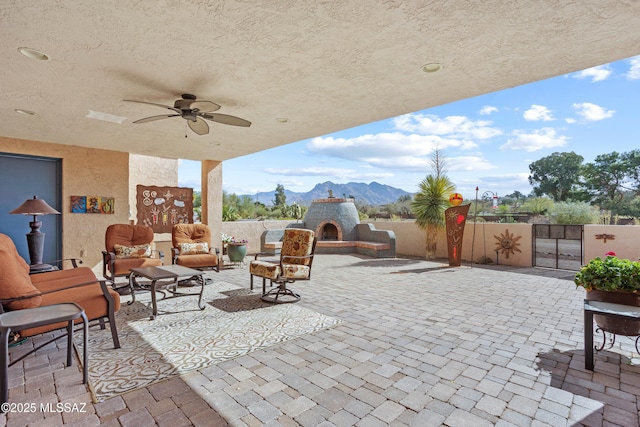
[480,106,498,115]
[626,56,640,80]
[447,156,497,171]
[307,132,478,162]
[500,128,568,152]
[392,113,502,140]
[572,65,612,82]
[565,118,576,124]
[263,166,394,181]
[268,177,304,187]
[304,113,506,173]
[572,102,615,121]
[523,105,554,121]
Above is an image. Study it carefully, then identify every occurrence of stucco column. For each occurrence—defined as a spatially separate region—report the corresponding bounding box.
[201,160,223,248]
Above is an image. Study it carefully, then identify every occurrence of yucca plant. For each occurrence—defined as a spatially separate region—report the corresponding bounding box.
[411,149,455,260]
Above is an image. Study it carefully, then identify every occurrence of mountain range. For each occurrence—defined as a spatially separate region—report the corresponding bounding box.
[246,181,413,206]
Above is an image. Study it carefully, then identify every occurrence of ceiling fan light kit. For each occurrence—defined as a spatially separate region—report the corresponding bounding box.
[125,94,251,135]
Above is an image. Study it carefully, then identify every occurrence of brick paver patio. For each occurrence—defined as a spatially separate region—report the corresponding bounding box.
[3,254,639,426]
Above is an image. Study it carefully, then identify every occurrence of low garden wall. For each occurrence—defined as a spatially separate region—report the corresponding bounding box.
[221,220,640,268]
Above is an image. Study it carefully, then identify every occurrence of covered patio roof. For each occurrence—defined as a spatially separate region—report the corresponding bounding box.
[1,1,640,162]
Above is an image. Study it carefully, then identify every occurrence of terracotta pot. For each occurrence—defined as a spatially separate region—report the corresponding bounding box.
[585,289,640,336]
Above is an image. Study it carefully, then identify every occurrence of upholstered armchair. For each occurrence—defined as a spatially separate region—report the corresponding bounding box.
[0,233,120,349]
[249,228,317,303]
[102,224,164,288]
[171,224,220,272]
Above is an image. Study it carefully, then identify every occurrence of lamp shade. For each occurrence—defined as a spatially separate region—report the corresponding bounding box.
[10,195,60,216]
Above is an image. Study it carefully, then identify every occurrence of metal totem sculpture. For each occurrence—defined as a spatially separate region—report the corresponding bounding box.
[445,203,470,267]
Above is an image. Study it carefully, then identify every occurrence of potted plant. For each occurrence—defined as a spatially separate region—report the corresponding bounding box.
[575,252,640,335]
[225,236,248,263]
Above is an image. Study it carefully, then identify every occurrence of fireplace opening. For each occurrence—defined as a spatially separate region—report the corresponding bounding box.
[321,223,339,240]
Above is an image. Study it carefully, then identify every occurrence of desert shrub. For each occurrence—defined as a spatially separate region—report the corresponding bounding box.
[549,202,598,224]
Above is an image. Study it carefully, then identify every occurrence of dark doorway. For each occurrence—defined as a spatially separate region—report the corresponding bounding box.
[0,153,62,264]
[321,223,339,240]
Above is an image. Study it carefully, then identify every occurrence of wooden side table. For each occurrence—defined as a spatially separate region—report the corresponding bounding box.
[1,303,88,409]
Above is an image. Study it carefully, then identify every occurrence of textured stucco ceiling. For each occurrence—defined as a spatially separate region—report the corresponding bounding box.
[1,1,639,162]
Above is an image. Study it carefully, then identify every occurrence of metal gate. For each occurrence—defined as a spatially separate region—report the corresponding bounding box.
[533,224,583,270]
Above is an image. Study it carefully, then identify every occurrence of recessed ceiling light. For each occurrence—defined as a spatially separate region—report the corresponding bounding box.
[17,47,50,61]
[276,118,289,123]
[15,109,36,116]
[421,63,442,73]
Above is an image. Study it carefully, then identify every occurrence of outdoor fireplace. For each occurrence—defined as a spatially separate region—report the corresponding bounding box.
[259,196,395,258]
[303,198,359,241]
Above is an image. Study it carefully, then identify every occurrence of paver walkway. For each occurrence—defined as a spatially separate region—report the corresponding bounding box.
[3,254,639,426]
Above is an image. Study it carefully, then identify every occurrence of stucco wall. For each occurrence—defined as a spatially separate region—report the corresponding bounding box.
[363,220,533,267]
[222,220,303,255]
[0,136,129,269]
[0,138,228,276]
[221,219,534,267]
[584,224,639,262]
[129,154,180,256]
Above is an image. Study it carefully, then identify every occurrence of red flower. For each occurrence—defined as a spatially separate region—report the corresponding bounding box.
[605,251,617,257]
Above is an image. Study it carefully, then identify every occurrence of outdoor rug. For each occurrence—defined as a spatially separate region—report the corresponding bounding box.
[77,281,341,402]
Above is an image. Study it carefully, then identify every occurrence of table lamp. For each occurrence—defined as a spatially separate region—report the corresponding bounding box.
[10,195,61,272]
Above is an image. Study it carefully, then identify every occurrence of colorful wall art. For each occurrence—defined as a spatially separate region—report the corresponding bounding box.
[136,185,193,233]
[71,196,114,214]
[445,203,470,267]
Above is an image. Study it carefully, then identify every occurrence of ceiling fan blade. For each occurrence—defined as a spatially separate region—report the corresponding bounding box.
[124,99,180,113]
[190,101,220,113]
[133,114,180,124]
[188,117,209,135]
[201,113,251,127]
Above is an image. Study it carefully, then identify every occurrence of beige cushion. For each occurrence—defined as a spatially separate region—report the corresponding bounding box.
[250,261,281,280]
[113,243,151,259]
[179,242,209,255]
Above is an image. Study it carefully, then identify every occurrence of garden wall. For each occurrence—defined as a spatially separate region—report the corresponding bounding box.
[221,219,640,269]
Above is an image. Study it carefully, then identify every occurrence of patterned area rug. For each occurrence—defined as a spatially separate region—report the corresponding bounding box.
[77,281,341,402]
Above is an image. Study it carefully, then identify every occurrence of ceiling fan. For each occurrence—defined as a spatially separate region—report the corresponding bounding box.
[124,94,251,135]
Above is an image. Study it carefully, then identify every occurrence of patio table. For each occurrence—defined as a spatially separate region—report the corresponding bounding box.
[129,265,206,320]
[1,303,88,408]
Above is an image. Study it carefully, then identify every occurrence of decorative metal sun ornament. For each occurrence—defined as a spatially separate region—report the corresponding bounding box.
[494,228,522,258]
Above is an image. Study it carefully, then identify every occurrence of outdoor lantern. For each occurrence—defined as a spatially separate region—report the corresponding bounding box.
[10,195,60,272]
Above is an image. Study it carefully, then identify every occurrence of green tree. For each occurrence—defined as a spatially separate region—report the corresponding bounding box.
[502,190,525,209]
[411,149,455,259]
[273,184,287,208]
[623,149,640,193]
[192,191,201,222]
[528,151,584,201]
[236,195,257,218]
[581,151,633,213]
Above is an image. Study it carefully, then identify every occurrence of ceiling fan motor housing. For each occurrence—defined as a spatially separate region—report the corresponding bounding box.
[126,93,250,133]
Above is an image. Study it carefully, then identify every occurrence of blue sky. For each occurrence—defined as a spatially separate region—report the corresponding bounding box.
[180,55,640,202]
